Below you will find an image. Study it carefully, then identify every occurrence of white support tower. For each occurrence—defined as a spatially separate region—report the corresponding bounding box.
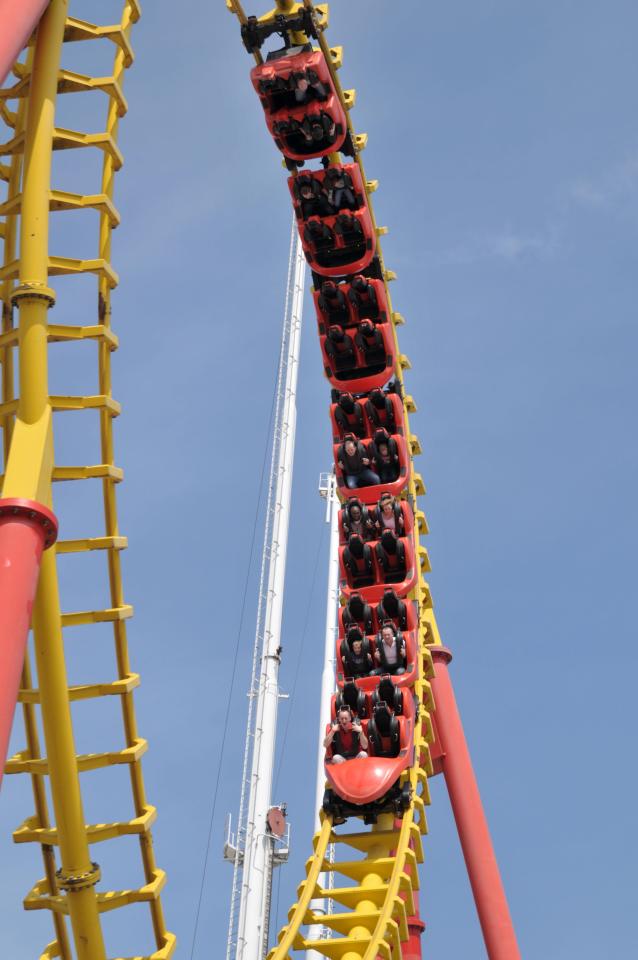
[225,218,305,960]
[307,471,340,957]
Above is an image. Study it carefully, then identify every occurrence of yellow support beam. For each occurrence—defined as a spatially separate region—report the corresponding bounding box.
[1,2,174,957]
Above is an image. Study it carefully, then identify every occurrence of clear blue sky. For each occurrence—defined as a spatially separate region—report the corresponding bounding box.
[2,1,637,957]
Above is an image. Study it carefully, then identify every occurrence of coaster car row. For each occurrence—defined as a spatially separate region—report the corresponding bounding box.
[314,276,388,332]
[334,430,409,502]
[339,589,418,637]
[336,626,418,690]
[340,532,417,602]
[290,164,375,275]
[330,384,403,442]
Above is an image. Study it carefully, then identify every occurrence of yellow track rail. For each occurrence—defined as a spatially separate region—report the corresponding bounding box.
[0,4,174,958]
[226,4,445,959]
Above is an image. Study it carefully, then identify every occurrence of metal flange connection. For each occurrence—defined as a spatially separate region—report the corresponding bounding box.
[56,862,101,893]
[11,282,57,308]
[0,498,59,549]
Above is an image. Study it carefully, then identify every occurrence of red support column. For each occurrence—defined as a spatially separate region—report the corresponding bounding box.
[403,906,426,960]
[0,0,50,86]
[430,646,521,960]
[0,498,57,789]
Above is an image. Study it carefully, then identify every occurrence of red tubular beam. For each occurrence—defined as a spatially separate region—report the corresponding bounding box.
[0,498,57,789]
[430,647,521,960]
[0,0,50,86]
[404,909,426,960]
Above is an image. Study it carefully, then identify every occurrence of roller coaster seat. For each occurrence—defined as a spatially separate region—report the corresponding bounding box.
[376,589,414,632]
[355,320,386,367]
[251,49,348,161]
[373,496,413,539]
[376,529,405,574]
[339,592,374,636]
[323,324,357,373]
[367,704,400,758]
[334,681,368,720]
[341,534,374,590]
[348,275,386,323]
[339,497,374,544]
[371,676,404,715]
[334,432,409,504]
[314,280,352,332]
[331,391,366,441]
[365,387,403,436]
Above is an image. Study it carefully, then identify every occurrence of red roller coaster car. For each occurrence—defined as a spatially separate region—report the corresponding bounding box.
[289,164,375,275]
[323,684,415,820]
[251,50,348,162]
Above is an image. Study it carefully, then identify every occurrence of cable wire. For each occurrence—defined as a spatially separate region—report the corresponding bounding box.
[188,376,278,960]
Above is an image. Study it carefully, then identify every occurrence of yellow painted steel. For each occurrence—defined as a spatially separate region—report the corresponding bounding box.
[0,2,174,958]
[225,3,444,957]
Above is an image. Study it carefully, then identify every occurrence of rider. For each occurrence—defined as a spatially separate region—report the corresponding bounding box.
[373,623,407,676]
[324,706,369,763]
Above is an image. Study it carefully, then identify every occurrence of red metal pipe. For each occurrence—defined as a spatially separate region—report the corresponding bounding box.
[430,646,521,960]
[0,0,50,86]
[0,498,57,789]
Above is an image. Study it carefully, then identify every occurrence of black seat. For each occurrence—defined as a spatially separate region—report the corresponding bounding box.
[376,589,408,630]
[336,680,367,719]
[355,320,385,367]
[349,274,380,321]
[342,592,374,635]
[368,703,400,758]
[372,676,404,715]
[319,281,349,326]
[375,531,407,584]
[365,387,397,433]
[334,392,366,438]
[343,534,374,587]
[325,325,356,372]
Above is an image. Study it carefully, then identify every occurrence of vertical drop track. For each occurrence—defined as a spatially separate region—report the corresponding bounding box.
[225,4,520,960]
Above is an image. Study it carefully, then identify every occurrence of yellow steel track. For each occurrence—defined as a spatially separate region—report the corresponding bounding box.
[0,3,175,958]
[227,3,445,959]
